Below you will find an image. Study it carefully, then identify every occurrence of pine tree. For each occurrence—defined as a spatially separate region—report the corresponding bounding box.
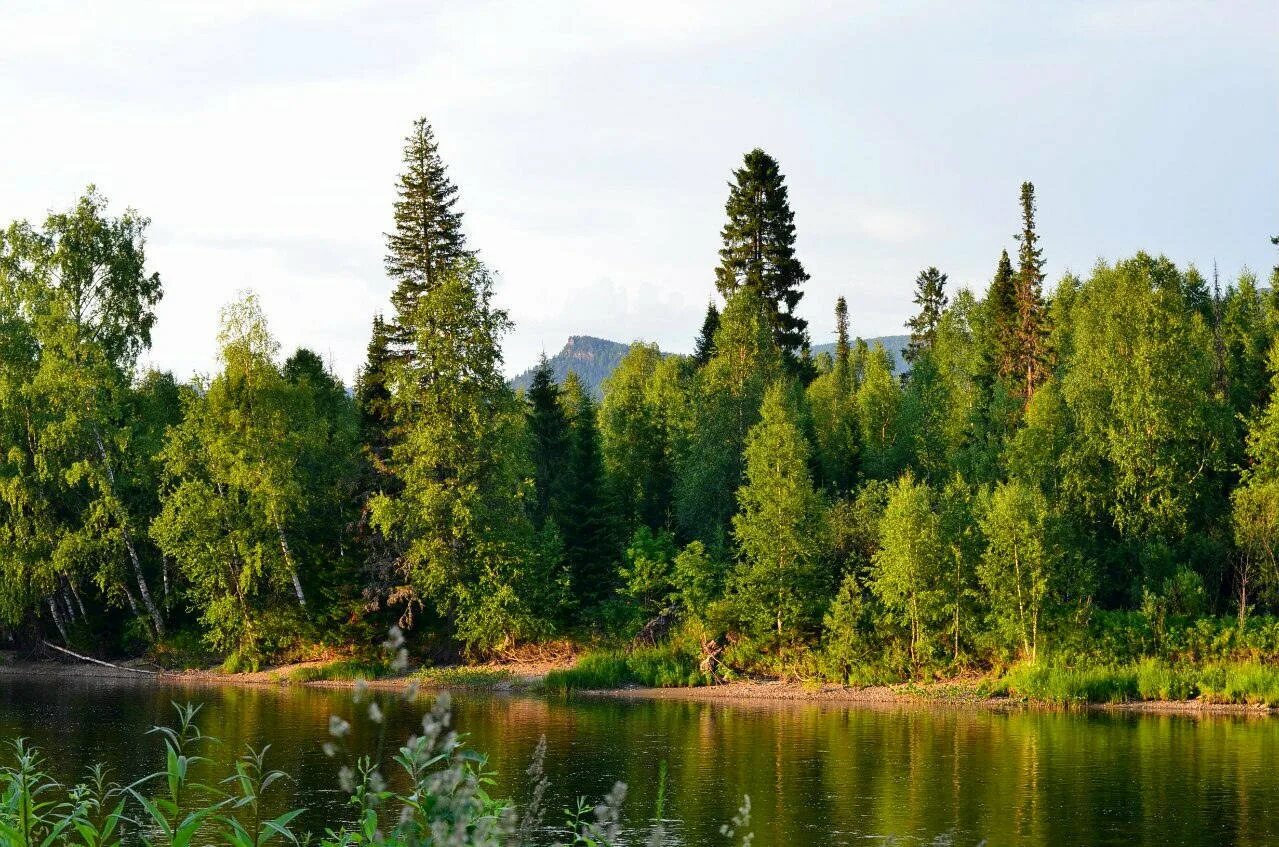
[1012,181,1049,402]
[385,117,474,351]
[692,302,720,367]
[905,267,949,363]
[714,149,810,359]
[525,356,571,528]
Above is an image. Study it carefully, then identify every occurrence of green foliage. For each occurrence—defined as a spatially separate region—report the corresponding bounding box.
[599,343,680,533]
[729,382,829,646]
[675,288,781,547]
[871,473,946,668]
[978,480,1057,661]
[619,527,678,617]
[855,344,904,480]
[369,261,551,655]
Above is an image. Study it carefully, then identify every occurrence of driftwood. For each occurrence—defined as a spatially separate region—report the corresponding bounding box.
[41,640,159,675]
[635,607,678,647]
[699,637,726,684]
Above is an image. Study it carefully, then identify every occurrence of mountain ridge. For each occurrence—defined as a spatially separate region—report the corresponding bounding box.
[510,334,909,398]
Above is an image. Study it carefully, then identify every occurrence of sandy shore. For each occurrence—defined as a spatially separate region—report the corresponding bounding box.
[2,656,1274,716]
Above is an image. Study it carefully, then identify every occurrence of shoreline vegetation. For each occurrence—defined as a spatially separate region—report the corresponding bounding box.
[8,653,1279,716]
[4,113,1279,723]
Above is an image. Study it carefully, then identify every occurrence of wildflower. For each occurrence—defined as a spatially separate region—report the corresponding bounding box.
[322,742,338,758]
[338,765,356,793]
[392,647,409,672]
[328,715,351,738]
[369,701,384,723]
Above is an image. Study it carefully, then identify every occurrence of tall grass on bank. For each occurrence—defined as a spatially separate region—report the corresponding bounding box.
[543,644,706,693]
[994,659,1279,706]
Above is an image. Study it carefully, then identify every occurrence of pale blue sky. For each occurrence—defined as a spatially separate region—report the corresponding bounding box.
[2,1,1275,381]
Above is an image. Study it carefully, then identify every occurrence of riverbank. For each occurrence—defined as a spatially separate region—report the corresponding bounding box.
[4,654,1277,716]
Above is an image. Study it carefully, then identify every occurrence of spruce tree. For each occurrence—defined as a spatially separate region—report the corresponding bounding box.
[987,250,1017,378]
[369,260,542,652]
[1012,181,1049,402]
[714,149,810,359]
[526,356,571,528]
[834,296,851,372]
[692,302,720,367]
[385,117,474,350]
[905,267,949,362]
[559,373,619,609]
[356,314,394,465]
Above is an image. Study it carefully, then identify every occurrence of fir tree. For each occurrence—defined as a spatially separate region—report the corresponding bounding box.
[1012,181,1050,402]
[714,149,810,359]
[525,356,571,528]
[385,117,474,350]
[692,302,720,367]
[905,267,949,362]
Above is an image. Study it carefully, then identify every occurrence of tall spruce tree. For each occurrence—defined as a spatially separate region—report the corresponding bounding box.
[714,149,810,359]
[905,267,949,362]
[834,296,851,370]
[369,260,544,652]
[692,302,720,367]
[1012,181,1049,402]
[385,117,474,351]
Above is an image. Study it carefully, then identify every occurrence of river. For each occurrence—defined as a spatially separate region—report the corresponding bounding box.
[0,676,1276,845]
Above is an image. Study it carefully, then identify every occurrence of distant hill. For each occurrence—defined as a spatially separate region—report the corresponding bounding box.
[510,336,631,398]
[511,334,909,398]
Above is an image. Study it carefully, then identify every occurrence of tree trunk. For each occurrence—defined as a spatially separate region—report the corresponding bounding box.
[92,426,165,636]
[274,515,306,607]
[47,597,70,644]
[66,575,88,620]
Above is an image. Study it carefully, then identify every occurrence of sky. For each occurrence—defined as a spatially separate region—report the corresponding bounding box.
[2,1,1276,383]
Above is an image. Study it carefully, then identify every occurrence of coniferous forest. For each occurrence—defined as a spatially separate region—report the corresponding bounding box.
[5,115,1279,691]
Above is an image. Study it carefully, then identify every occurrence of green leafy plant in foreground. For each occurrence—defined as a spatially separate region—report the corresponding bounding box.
[0,689,753,847]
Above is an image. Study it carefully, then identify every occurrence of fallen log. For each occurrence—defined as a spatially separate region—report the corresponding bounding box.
[41,640,159,675]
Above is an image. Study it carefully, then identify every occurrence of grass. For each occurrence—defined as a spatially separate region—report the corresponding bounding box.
[414,666,516,688]
[544,644,706,692]
[994,658,1279,706]
[288,656,392,682]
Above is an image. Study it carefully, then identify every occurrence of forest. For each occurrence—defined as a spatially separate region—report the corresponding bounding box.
[3,115,1279,687]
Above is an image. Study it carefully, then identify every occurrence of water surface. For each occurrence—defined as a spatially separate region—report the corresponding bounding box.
[0,676,1276,845]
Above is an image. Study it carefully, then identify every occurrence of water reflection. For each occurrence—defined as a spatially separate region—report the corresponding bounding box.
[0,677,1277,846]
